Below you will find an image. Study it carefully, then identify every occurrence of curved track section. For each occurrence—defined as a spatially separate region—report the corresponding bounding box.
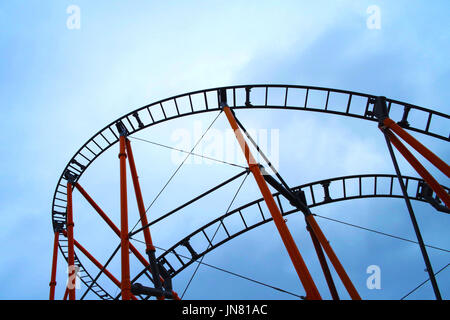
[126,174,449,284]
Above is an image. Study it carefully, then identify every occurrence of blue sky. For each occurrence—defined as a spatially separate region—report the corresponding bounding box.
[0,1,449,300]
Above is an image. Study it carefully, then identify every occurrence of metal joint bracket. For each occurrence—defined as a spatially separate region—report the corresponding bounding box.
[262,171,310,215]
[54,221,65,233]
[367,96,389,125]
[245,86,252,107]
[132,112,144,129]
[417,181,450,214]
[157,257,176,277]
[218,88,228,108]
[157,263,173,292]
[181,238,199,260]
[71,159,86,171]
[321,181,332,203]
[397,105,411,128]
[131,283,174,299]
[64,170,78,183]
[115,121,129,137]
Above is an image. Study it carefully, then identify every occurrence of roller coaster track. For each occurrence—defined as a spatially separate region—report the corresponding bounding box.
[50,84,450,300]
[128,173,449,284]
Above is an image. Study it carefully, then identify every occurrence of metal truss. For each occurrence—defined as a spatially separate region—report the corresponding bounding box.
[49,85,450,300]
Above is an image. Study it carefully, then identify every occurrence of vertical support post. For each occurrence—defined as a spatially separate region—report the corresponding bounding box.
[63,266,79,300]
[125,138,163,292]
[66,181,76,300]
[125,138,156,253]
[382,131,442,300]
[119,134,132,300]
[49,231,60,300]
[222,105,321,300]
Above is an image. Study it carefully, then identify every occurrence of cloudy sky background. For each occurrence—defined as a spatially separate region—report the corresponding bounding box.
[0,0,449,300]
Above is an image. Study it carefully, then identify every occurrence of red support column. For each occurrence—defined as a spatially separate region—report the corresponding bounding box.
[383,118,450,178]
[63,266,78,300]
[223,106,321,300]
[66,181,76,300]
[74,183,149,264]
[126,138,166,299]
[49,231,60,300]
[305,215,361,300]
[384,129,450,208]
[125,138,156,253]
[119,135,132,300]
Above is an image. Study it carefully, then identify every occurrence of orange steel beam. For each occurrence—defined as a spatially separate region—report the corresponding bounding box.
[306,225,340,300]
[383,118,450,178]
[74,184,149,265]
[49,231,60,300]
[305,215,361,300]
[63,259,79,300]
[66,182,76,300]
[65,232,137,300]
[119,135,132,300]
[73,182,180,300]
[384,129,450,208]
[223,106,322,300]
[125,138,155,252]
[126,138,165,299]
